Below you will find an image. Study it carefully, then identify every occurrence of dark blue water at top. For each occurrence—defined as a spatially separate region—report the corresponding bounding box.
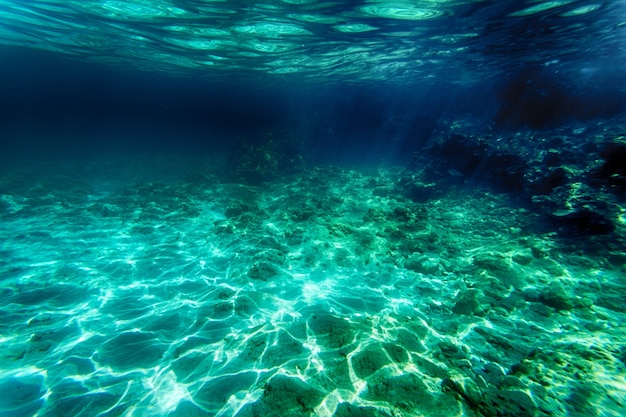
[0,0,625,160]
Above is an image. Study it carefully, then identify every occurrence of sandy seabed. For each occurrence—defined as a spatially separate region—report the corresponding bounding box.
[0,155,624,417]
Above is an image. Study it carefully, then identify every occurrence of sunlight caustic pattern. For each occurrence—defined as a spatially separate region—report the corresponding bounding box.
[1,159,625,416]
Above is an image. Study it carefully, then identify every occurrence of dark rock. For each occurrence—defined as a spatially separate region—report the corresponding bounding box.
[473,253,510,272]
[510,359,533,376]
[364,372,462,414]
[247,262,280,281]
[539,285,575,311]
[383,343,409,363]
[540,258,566,277]
[438,341,465,358]
[512,251,534,266]
[405,254,441,275]
[483,362,506,379]
[225,201,253,218]
[566,383,604,416]
[596,142,626,194]
[234,296,257,315]
[372,187,392,197]
[542,149,561,167]
[333,403,391,417]
[499,292,526,311]
[398,180,437,203]
[425,133,528,192]
[308,313,355,349]
[494,66,622,129]
[427,133,487,176]
[352,346,391,379]
[237,375,324,417]
[532,167,568,195]
[261,332,305,368]
[529,243,549,259]
[550,208,615,235]
[193,372,257,409]
[453,291,482,316]
[482,153,528,192]
[530,302,553,317]
[480,388,538,417]
[390,207,414,222]
[497,375,527,390]
[212,301,233,318]
[442,376,483,407]
[396,329,426,352]
[412,354,450,378]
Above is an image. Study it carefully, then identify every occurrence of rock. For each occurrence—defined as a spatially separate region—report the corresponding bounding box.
[427,133,487,176]
[542,149,561,167]
[473,253,521,287]
[531,167,568,195]
[482,153,528,192]
[539,285,575,311]
[234,296,257,315]
[510,359,533,376]
[472,253,511,272]
[497,375,527,389]
[365,372,460,414]
[438,341,465,358]
[442,376,483,407]
[512,251,534,265]
[383,343,409,363]
[529,242,550,259]
[372,187,392,197]
[412,354,450,378]
[499,292,526,312]
[405,254,441,274]
[453,291,482,316]
[247,262,280,281]
[483,362,506,379]
[481,388,537,417]
[540,258,566,277]
[595,142,626,193]
[396,329,426,353]
[237,375,324,417]
[530,302,553,317]
[308,314,355,349]
[225,201,253,218]
[333,402,391,417]
[352,346,391,379]
[550,208,614,235]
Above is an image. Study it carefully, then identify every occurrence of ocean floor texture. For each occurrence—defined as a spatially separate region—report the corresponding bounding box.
[0,156,625,417]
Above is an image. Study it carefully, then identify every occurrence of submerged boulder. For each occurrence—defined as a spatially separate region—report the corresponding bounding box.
[550,208,615,236]
[594,142,626,196]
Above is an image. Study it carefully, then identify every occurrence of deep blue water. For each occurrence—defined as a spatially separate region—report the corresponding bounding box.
[1,1,625,417]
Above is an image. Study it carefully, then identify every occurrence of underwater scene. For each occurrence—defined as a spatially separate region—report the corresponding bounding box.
[1,1,626,416]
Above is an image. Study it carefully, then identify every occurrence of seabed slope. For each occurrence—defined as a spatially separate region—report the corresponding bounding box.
[0,156,624,417]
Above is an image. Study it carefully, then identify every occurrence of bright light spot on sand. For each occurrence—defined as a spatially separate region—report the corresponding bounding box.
[302,280,334,303]
[144,370,190,414]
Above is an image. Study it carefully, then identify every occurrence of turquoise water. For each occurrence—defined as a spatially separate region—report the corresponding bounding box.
[0,0,624,83]
[1,1,626,417]
[1,151,625,416]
